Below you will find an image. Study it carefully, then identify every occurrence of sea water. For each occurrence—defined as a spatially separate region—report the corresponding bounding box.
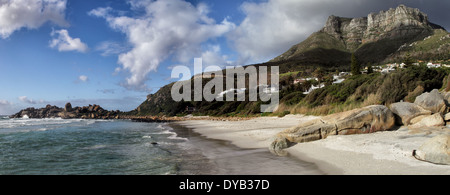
[0,116,323,175]
[0,116,208,175]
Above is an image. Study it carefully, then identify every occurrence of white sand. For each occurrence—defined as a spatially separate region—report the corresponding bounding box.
[176,115,450,175]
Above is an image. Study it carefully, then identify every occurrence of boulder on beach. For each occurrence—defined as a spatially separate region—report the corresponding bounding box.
[413,135,450,165]
[414,89,447,114]
[408,113,445,129]
[389,102,431,125]
[270,105,396,155]
[444,113,450,121]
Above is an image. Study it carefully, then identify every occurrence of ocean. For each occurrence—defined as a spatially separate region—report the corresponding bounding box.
[0,116,323,175]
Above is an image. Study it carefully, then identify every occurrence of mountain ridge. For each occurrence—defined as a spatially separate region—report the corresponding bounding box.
[272,4,448,64]
[133,5,450,117]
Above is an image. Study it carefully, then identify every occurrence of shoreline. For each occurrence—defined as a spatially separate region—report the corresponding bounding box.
[168,122,325,175]
[174,115,450,175]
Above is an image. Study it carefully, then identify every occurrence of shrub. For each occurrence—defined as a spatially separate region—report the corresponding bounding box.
[277,111,291,118]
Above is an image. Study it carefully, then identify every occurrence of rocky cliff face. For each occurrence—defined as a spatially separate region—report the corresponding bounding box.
[321,5,440,52]
[272,4,448,64]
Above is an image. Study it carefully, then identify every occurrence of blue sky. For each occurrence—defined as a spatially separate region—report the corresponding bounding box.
[0,0,449,115]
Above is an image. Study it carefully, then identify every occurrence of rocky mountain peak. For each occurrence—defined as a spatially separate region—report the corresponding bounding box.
[321,4,437,51]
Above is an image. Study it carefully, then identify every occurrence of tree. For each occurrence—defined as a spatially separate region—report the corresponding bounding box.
[351,53,361,75]
[313,68,325,83]
[403,53,415,68]
[323,73,334,87]
[367,63,374,74]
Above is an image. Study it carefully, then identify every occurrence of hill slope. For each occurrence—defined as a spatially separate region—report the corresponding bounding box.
[133,5,450,117]
[272,4,448,65]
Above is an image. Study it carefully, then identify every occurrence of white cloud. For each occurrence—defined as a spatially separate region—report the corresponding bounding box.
[18,96,48,104]
[78,75,88,82]
[228,0,448,64]
[0,99,14,115]
[229,0,331,64]
[87,6,113,18]
[95,41,130,57]
[201,45,232,68]
[50,29,88,53]
[90,0,235,92]
[0,0,68,39]
[0,100,11,105]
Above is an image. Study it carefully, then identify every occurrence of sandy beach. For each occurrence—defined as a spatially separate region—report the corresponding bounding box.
[176,115,450,175]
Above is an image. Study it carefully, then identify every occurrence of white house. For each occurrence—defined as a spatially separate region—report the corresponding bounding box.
[427,62,442,68]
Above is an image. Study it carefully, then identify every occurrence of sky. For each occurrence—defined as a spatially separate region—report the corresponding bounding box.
[0,0,449,115]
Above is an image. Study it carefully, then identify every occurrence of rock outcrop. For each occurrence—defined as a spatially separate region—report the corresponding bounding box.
[271,4,448,65]
[10,103,121,119]
[413,135,450,165]
[270,105,396,155]
[270,89,450,164]
[414,89,447,114]
[321,4,439,51]
[65,102,73,112]
[408,113,445,129]
[389,102,431,125]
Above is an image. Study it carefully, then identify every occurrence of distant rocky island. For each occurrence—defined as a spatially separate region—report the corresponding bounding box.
[10,103,121,119]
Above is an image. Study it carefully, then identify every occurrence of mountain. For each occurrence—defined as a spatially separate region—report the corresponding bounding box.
[133,5,450,117]
[272,4,449,65]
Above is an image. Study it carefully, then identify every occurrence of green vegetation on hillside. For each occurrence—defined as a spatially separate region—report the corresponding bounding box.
[277,65,450,115]
[132,62,450,117]
[386,29,450,63]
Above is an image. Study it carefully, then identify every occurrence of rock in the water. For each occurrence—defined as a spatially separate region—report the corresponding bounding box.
[413,135,450,165]
[414,89,447,114]
[270,105,396,154]
[10,103,120,119]
[389,102,431,125]
[409,113,445,129]
[65,102,73,112]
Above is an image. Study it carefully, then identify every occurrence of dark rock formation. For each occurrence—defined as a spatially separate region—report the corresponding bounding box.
[10,103,121,119]
[65,102,73,112]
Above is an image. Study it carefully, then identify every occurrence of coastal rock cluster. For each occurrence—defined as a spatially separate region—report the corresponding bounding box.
[270,105,396,155]
[271,89,450,165]
[10,103,121,119]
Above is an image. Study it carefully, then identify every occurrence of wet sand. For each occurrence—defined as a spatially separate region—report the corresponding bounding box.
[169,123,324,175]
[174,115,450,175]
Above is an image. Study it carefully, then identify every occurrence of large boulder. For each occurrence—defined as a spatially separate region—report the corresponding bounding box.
[409,113,445,129]
[389,102,431,125]
[270,105,396,155]
[413,135,450,165]
[414,89,447,114]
